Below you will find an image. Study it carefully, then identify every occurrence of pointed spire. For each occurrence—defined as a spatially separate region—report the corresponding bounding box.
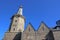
[17,5,23,15]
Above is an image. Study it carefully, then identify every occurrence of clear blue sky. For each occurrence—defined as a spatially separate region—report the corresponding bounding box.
[0,0,60,40]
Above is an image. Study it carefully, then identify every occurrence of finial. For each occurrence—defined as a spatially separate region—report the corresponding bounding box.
[17,5,23,15]
[20,5,23,8]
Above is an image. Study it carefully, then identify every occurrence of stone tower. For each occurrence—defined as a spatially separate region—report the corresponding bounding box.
[9,5,25,32]
[3,5,25,40]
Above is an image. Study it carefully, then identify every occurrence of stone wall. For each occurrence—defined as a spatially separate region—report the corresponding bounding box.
[3,32,21,40]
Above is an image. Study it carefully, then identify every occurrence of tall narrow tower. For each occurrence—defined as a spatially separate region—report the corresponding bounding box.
[9,5,25,32]
[3,5,25,40]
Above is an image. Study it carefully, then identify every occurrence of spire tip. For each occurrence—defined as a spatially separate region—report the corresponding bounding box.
[20,5,23,8]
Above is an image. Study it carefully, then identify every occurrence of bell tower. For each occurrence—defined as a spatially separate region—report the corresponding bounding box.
[3,5,25,40]
[9,5,25,32]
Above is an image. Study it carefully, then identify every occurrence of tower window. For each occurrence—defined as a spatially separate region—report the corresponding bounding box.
[15,20,17,22]
[13,25,17,27]
[13,28,15,31]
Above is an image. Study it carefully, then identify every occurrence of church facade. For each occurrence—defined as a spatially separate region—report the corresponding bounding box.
[3,5,60,40]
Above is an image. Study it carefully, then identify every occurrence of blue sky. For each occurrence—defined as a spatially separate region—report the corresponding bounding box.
[0,0,60,40]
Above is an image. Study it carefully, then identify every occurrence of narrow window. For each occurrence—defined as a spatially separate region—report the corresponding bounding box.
[13,28,15,31]
[15,20,17,22]
[42,26,44,31]
[29,27,30,32]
